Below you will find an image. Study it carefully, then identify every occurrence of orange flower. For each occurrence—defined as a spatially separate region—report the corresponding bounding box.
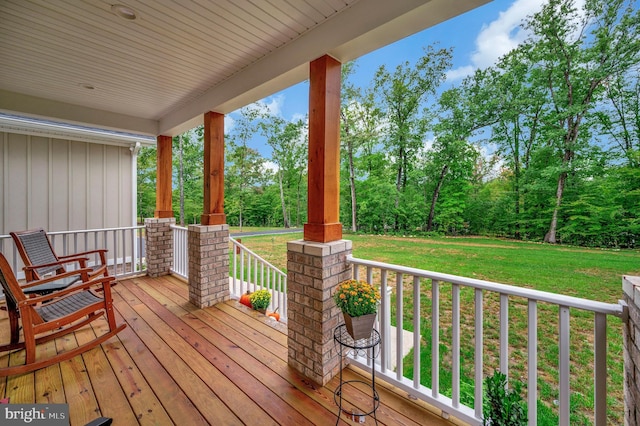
[333,279,381,317]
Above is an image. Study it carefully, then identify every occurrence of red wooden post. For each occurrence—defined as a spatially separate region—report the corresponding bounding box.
[304,55,342,243]
[155,135,173,218]
[201,111,226,225]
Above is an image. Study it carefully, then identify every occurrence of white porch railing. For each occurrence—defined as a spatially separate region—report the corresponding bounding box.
[169,226,287,320]
[170,225,189,279]
[346,254,625,426]
[143,225,625,424]
[229,237,287,320]
[0,226,146,279]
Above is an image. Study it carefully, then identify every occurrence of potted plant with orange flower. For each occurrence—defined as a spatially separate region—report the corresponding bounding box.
[333,279,381,340]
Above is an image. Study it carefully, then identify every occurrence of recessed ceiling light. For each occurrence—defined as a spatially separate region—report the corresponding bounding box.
[111,4,138,20]
[80,83,95,90]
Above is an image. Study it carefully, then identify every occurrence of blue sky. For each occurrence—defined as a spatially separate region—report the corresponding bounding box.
[228,0,549,157]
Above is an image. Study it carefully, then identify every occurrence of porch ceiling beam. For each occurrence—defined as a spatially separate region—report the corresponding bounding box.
[0,90,159,137]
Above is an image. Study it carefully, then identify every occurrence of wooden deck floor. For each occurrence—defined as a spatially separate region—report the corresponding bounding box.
[0,274,456,426]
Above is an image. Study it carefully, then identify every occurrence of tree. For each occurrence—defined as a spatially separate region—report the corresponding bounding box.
[596,67,640,167]
[341,61,383,232]
[226,106,265,231]
[477,49,546,239]
[427,85,479,232]
[173,128,204,225]
[259,115,307,228]
[524,0,640,243]
[373,44,453,231]
[136,146,157,222]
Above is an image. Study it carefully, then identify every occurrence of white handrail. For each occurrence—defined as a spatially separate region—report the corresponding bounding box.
[346,254,625,426]
[348,255,624,316]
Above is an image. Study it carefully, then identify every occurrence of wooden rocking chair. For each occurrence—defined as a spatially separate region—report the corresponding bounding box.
[0,252,125,376]
[11,228,108,284]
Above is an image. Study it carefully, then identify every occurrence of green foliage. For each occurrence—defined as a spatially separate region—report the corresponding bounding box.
[249,289,271,310]
[483,371,527,426]
[136,146,157,222]
[136,1,639,249]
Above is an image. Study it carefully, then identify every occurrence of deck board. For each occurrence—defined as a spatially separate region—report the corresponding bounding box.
[0,274,457,425]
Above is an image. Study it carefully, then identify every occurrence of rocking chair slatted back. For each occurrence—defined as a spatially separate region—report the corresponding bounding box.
[14,230,61,276]
[11,228,109,283]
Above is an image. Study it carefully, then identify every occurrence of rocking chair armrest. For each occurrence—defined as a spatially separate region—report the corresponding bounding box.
[59,249,108,262]
[20,275,116,306]
[20,267,93,290]
[23,257,90,272]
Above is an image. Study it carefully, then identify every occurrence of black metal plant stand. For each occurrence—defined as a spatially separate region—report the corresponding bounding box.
[333,324,381,425]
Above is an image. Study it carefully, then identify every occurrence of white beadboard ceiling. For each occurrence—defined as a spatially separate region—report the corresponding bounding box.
[0,0,490,138]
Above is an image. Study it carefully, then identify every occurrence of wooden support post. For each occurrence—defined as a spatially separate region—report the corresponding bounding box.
[155,135,173,218]
[304,55,342,243]
[201,111,226,225]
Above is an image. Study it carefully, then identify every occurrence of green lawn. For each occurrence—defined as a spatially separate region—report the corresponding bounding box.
[236,232,639,424]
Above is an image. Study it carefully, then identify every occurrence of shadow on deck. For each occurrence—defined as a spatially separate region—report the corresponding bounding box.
[0,274,458,425]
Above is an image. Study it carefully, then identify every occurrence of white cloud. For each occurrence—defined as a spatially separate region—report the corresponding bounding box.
[254,95,285,117]
[445,65,475,82]
[291,112,307,123]
[447,0,546,81]
[224,115,235,133]
[263,160,279,173]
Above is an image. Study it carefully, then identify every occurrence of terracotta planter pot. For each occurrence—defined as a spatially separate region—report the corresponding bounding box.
[343,313,376,340]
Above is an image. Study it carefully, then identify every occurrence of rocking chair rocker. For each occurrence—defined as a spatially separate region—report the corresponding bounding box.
[0,252,125,376]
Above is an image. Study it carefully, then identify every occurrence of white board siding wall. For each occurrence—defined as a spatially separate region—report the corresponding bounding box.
[0,130,134,235]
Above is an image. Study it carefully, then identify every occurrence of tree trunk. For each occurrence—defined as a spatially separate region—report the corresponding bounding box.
[544,170,567,244]
[348,139,357,232]
[278,170,289,228]
[427,165,448,232]
[394,146,405,231]
[296,171,303,227]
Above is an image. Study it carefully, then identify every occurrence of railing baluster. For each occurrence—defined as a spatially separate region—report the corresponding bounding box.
[254,257,258,289]
[528,300,538,425]
[380,269,389,373]
[112,230,118,274]
[559,306,570,426]
[431,278,439,396]
[241,250,246,294]
[474,288,483,419]
[232,241,238,294]
[396,272,403,381]
[594,312,607,426]
[121,229,127,274]
[500,293,509,379]
[452,283,461,409]
[414,275,421,389]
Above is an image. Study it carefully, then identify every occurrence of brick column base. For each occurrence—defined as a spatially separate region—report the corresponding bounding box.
[287,239,352,386]
[188,224,230,308]
[144,217,175,277]
[623,275,640,426]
